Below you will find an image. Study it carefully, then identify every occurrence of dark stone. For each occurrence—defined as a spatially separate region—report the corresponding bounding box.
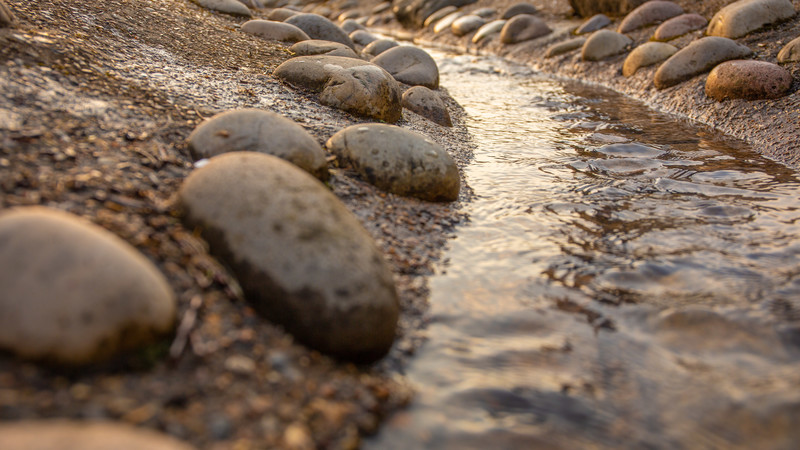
[393,0,477,28]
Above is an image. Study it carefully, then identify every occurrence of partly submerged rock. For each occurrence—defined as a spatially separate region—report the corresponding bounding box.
[500,14,551,44]
[327,123,460,202]
[0,207,176,365]
[575,14,611,35]
[617,1,683,33]
[402,85,453,127]
[285,13,355,49]
[371,46,440,89]
[777,35,800,62]
[707,0,796,39]
[178,152,399,361]
[187,108,328,179]
[654,36,753,89]
[581,30,632,61]
[0,420,196,450]
[705,60,793,100]
[290,39,359,58]
[546,37,586,58]
[623,42,678,76]
[191,0,251,16]
[652,13,707,41]
[241,20,309,42]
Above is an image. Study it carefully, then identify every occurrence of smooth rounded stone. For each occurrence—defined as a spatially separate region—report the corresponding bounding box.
[362,38,399,58]
[654,36,753,89]
[472,7,497,18]
[778,36,800,62]
[402,85,453,127]
[568,0,648,18]
[472,19,506,44]
[597,142,666,158]
[349,29,378,46]
[285,13,355,49]
[0,420,196,450]
[652,13,707,41]
[371,46,440,89]
[617,1,683,33]
[326,124,460,201]
[310,5,333,18]
[366,13,394,27]
[581,29,632,61]
[339,18,364,33]
[500,14,552,44]
[501,2,538,20]
[372,1,392,15]
[241,20,309,42]
[452,15,487,36]
[186,109,328,179]
[192,0,252,16]
[237,0,265,8]
[622,42,678,76]
[178,152,399,361]
[707,0,796,39]
[337,11,360,22]
[424,6,457,27]
[705,60,793,100]
[588,157,663,175]
[268,7,299,21]
[433,11,465,33]
[0,207,176,365]
[574,13,610,35]
[546,37,586,58]
[273,55,403,123]
[394,0,477,28]
[290,39,359,58]
[0,0,18,27]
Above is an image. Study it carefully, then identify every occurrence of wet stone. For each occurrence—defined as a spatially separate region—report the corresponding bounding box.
[267,7,299,21]
[371,46,440,89]
[581,30,632,61]
[273,55,403,123]
[339,19,365,34]
[705,60,793,100]
[707,0,796,39]
[652,13,708,41]
[326,123,460,202]
[654,36,753,89]
[500,14,552,45]
[623,42,678,77]
[452,15,486,37]
[777,35,800,63]
[424,6,457,28]
[0,420,195,450]
[178,152,400,361]
[546,37,586,58]
[501,3,538,20]
[241,20,309,43]
[433,11,465,34]
[186,108,328,180]
[362,38,399,58]
[617,0,683,33]
[290,39,359,58]
[574,13,610,35]
[285,13,355,49]
[402,85,453,127]
[191,0,251,16]
[0,0,18,27]
[0,207,176,365]
[472,20,506,44]
[349,29,378,47]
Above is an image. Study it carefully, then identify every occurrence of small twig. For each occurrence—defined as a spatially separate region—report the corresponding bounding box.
[169,295,203,360]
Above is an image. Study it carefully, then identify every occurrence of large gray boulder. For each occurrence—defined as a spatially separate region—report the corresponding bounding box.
[178,152,399,361]
[371,46,440,89]
[623,42,677,76]
[654,37,753,89]
[707,0,796,39]
[568,0,648,18]
[285,13,355,49]
[581,29,632,61]
[617,0,683,33]
[187,108,328,180]
[0,207,176,365]
[402,85,453,127]
[191,0,252,16]
[241,20,309,42]
[500,14,551,44]
[393,0,477,28]
[326,123,460,202]
[273,55,403,123]
[290,39,359,58]
[705,60,793,100]
[0,420,195,450]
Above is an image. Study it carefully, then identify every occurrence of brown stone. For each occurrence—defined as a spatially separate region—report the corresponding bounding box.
[705,60,793,100]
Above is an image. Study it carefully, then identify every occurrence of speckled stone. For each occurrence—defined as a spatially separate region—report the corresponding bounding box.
[501,2,538,19]
[362,38,399,58]
[187,108,328,179]
[574,13,610,35]
[0,207,176,365]
[778,35,800,62]
[623,42,678,76]
[705,60,793,100]
[424,6,457,27]
[500,14,551,44]
[654,36,753,89]
[452,15,487,36]
[652,13,708,41]
[433,11,465,33]
[472,19,506,43]
[617,1,683,33]
[191,0,251,16]
[178,152,399,361]
[285,13,355,49]
[546,37,586,58]
[326,123,460,202]
[241,20,310,42]
[371,46,440,89]
[707,0,796,39]
[290,40,359,58]
[402,85,453,127]
[267,7,299,21]
[581,29,632,61]
[0,420,196,450]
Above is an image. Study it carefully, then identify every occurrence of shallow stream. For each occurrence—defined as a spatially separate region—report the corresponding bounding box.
[368,52,800,449]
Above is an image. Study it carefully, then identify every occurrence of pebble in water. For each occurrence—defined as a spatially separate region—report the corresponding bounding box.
[451,15,486,37]
[472,19,506,44]
[285,13,355,49]
[0,420,195,450]
[178,152,400,361]
[371,46,440,89]
[290,39,359,58]
[402,85,453,127]
[654,36,753,89]
[0,207,176,365]
[191,0,251,16]
[574,13,611,35]
[705,60,793,100]
[596,142,667,158]
[240,20,309,43]
[326,123,460,202]
[623,42,678,77]
[500,14,552,44]
[186,108,329,180]
[581,30,632,61]
[617,0,683,33]
[706,0,796,39]
[777,35,800,63]
[652,13,708,41]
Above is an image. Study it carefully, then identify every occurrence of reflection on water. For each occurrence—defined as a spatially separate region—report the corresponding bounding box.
[367,53,800,449]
